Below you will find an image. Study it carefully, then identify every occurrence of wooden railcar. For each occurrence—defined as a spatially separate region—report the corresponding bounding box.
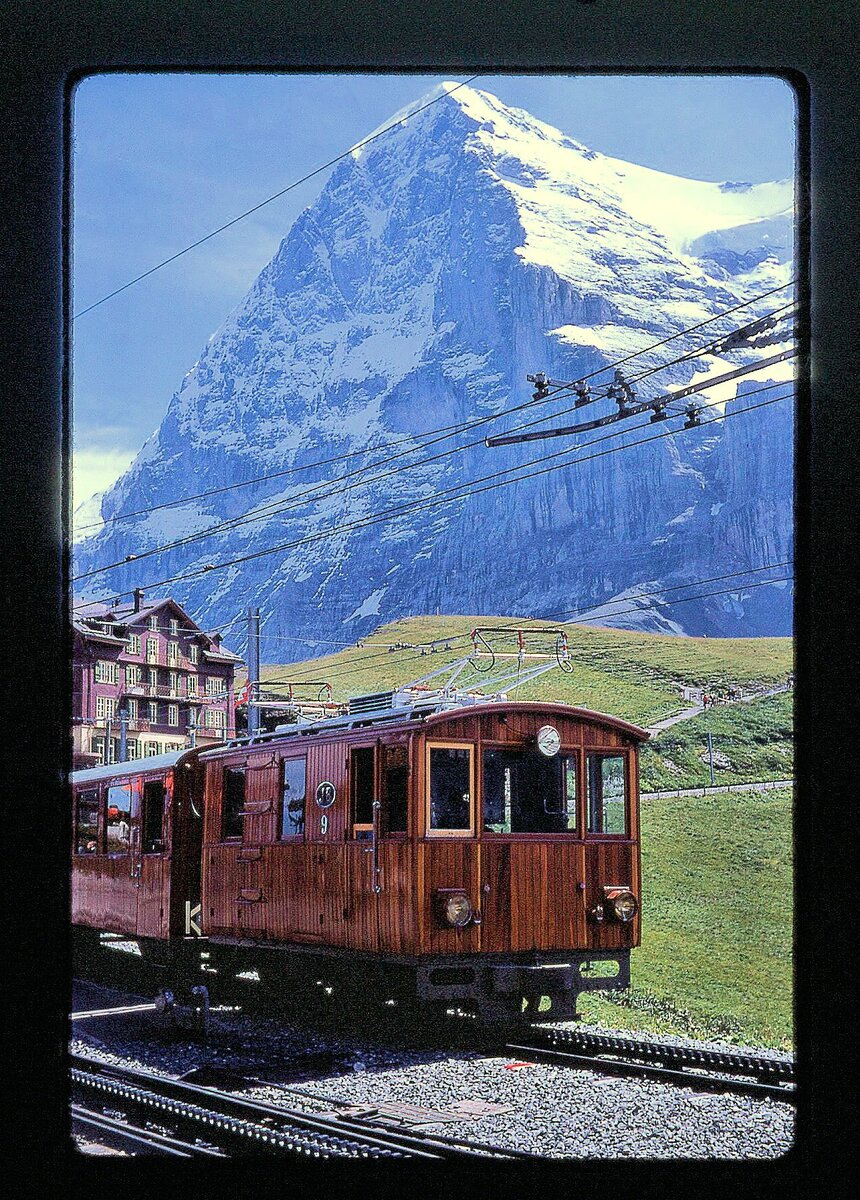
[71,749,203,944]
[71,698,648,1024]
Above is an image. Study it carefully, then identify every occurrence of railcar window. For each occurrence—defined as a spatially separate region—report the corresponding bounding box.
[483,749,577,834]
[141,780,165,853]
[351,746,375,834]
[428,746,472,833]
[106,782,133,853]
[382,743,408,834]
[587,754,627,835]
[75,789,100,853]
[280,758,306,839]
[222,767,246,840]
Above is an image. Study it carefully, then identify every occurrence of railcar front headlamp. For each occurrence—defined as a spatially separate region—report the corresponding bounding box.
[436,889,473,928]
[604,886,638,923]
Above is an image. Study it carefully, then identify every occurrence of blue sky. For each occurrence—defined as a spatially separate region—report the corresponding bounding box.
[71,72,796,508]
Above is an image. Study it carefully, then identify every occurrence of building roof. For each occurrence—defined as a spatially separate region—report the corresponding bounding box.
[71,595,243,664]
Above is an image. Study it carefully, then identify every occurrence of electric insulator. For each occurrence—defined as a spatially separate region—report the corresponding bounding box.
[574,383,591,407]
[527,371,550,400]
[650,404,668,422]
[683,405,702,429]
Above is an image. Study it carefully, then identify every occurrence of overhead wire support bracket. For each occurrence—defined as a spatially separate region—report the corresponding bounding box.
[485,347,797,447]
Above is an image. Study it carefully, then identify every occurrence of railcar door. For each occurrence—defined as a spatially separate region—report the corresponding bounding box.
[102,776,139,934]
[422,741,482,955]
[374,738,415,953]
[298,741,348,944]
[345,742,380,951]
[133,773,170,939]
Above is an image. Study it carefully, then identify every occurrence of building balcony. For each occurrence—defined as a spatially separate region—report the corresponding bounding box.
[123,682,217,703]
[137,654,199,672]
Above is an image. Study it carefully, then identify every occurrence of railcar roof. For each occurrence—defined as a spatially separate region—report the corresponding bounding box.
[200,699,649,759]
[71,748,196,784]
[422,700,651,741]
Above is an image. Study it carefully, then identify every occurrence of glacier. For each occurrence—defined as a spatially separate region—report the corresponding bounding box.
[73,82,794,658]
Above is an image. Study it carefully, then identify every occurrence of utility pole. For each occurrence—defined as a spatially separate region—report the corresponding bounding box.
[119,705,128,763]
[247,606,261,738]
[187,708,197,748]
[105,717,113,765]
[704,693,715,785]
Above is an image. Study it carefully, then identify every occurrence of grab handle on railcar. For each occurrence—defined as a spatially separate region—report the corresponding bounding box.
[371,800,382,894]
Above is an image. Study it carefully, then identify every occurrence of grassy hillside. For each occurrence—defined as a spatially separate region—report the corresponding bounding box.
[260,614,793,730]
[579,786,793,1049]
[641,692,794,791]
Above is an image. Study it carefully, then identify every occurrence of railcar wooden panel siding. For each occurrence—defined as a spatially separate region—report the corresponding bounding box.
[585,842,639,949]
[480,842,587,952]
[71,854,138,935]
[421,840,481,955]
[377,841,417,953]
[136,857,166,939]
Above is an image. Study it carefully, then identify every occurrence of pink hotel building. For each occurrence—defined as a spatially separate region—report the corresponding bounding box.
[72,590,243,769]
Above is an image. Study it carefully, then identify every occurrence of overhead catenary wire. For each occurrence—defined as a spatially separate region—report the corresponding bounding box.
[73,383,794,605]
[72,335,797,582]
[486,346,797,446]
[74,279,797,534]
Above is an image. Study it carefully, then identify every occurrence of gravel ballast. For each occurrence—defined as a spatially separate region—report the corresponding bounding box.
[71,981,794,1160]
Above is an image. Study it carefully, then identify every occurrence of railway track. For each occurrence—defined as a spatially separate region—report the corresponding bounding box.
[70,1052,535,1159]
[507,1027,796,1102]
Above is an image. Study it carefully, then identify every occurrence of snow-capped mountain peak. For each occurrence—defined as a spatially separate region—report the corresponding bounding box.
[75,84,793,650]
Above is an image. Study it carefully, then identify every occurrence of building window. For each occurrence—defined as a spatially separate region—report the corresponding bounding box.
[148,615,159,631]
[92,736,105,764]
[126,739,139,760]
[94,660,119,684]
[126,664,142,686]
[587,754,627,835]
[96,695,117,721]
[148,667,158,687]
[167,640,179,664]
[145,740,160,757]
[146,637,158,663]
[281,758,307,839]
[168,671,179,694]
[148,701,159,723]
[205,676,221,696]
[75,789,100,853]
[205,707,225,729]
[126,698,138,720]
[167,704,179,727]
[189,644,198,665]
[127,633,141,655]
[187,675,197,698]
[169,619,179,636]
[165,741,184,752]
[222,768,246,839]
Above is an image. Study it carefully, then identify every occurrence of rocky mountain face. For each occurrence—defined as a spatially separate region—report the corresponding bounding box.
[74,83,795,658]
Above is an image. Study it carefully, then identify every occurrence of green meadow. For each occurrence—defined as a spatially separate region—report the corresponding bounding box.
[580,786,793,1050]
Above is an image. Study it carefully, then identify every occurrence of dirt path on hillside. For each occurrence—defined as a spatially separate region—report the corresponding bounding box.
[646,682,792,735]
